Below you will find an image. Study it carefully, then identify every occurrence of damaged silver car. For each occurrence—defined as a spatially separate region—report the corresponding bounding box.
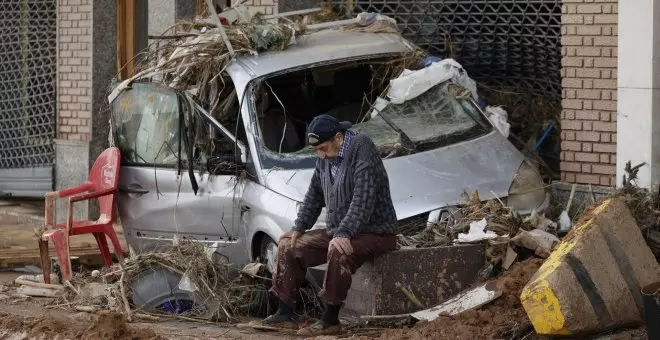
[110,29,549,273]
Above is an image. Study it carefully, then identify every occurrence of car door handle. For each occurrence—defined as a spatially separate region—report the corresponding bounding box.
[119,184,149,194]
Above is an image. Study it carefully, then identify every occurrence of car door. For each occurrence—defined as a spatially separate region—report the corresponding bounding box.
[110,83,245,254]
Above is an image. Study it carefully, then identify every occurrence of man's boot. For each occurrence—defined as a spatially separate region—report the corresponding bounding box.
[261,300,298,329]
[297,302,342,336]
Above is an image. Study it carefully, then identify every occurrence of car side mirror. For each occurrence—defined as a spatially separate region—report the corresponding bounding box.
[207,154,243,176]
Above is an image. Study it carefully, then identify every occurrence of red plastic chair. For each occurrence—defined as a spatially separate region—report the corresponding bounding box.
[39,147,125,283]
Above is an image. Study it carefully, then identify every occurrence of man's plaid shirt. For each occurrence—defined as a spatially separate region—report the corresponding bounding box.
[330,130,354,184]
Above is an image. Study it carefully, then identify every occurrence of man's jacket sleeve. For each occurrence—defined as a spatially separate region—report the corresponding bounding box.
[293,163,324,233]
[334,146,377,239]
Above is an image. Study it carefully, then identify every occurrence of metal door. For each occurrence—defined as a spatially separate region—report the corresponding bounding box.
[0,0,57,197]
[331,0,562,97]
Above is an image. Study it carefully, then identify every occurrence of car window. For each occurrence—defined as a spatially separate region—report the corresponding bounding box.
[189,105,242,166]
[250,55,491,170]
[111,83,185,166]
[111,83,242,170]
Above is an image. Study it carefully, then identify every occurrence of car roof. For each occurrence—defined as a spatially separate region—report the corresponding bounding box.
[230,29,416,78]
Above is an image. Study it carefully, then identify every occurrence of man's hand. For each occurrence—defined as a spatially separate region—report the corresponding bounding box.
[329,237,353,256]
[279,230,302,248]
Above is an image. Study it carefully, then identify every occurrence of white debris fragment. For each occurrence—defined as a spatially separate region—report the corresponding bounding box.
[388,58,479,104]
[15,274,59,285]
[177,273,199,292]
[485,106,511,138]
[240,262,266,278]
[16,286,60,298]
[356,12,397,27]
[457,219,499,243]
[558,210,572,233]
[411,282,502,321]
[107,79,132,104]
[502,245,518,270]
[511,229,560,258]
[525,209,558,232]
[369,97,390,118]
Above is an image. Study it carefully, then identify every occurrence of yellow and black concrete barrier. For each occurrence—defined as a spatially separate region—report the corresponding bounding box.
[521,198,660,335]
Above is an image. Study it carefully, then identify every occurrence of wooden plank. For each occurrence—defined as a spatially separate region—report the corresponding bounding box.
[116,0,138,79]
[38,240,50,283]
[0,222,126,268]
[196,0,207,16]
[0,245,124,264]
[125,0,137,77]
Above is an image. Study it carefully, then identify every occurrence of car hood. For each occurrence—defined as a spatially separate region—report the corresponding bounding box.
[261,131,525,220]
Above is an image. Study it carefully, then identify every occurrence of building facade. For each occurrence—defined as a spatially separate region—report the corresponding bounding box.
[2,0,660,208]
[559,0,618,186]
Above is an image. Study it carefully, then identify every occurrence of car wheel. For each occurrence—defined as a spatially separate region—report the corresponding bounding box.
[260,236,278,274]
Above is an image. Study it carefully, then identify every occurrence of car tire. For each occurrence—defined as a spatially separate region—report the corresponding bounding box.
[260,235,278,274]
[131,267,195,312]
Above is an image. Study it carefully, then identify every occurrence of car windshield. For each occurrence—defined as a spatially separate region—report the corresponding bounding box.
[379,82,491,150]
[273,115,401,158]
[258,80,491,169]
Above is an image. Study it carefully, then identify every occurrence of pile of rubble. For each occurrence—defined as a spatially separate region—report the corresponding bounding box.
[375,162,660,339]
[373,258,544,340]
[397,190,561,271]
[6,240,290,324]
[5,166,660,339]
[56,240,306,323]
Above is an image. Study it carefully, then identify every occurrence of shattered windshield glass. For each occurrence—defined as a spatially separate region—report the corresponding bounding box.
[270,115,400,158]
[110,83,184,165]
[379,82,490,150]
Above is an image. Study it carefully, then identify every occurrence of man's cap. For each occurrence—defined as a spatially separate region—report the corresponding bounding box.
[307,114,352,146]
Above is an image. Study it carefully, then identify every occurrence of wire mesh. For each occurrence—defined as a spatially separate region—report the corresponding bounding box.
[0,0,56,169]
[332,0,562,98]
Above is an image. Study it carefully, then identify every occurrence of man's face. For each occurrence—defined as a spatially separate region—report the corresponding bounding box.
[313,132,343,160]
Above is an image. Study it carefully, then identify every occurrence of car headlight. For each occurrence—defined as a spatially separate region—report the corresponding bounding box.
[507,160,546,213]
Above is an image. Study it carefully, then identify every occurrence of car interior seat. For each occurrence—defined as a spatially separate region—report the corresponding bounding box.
[256,89,302,153]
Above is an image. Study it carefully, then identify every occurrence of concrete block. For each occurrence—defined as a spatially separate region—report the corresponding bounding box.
[342,244,485,316]
[521,198,660,336]
[54,139,90,223]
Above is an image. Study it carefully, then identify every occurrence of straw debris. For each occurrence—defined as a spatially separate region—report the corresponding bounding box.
[609,161,660,259]
[58,240,274,322]
[397,190,559,268]
[58,239,322,322]
[127,15,306,123]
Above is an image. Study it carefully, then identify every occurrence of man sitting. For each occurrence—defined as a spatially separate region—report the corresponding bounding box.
[262,114,399,336]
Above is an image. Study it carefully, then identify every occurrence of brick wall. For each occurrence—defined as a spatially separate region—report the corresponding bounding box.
[560,0,618,186]
[57,0,93,142]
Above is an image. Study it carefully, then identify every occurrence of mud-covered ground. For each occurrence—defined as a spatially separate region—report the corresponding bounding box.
[0,263,648,340]
[0,274,285,340]
[365,258,647,340]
